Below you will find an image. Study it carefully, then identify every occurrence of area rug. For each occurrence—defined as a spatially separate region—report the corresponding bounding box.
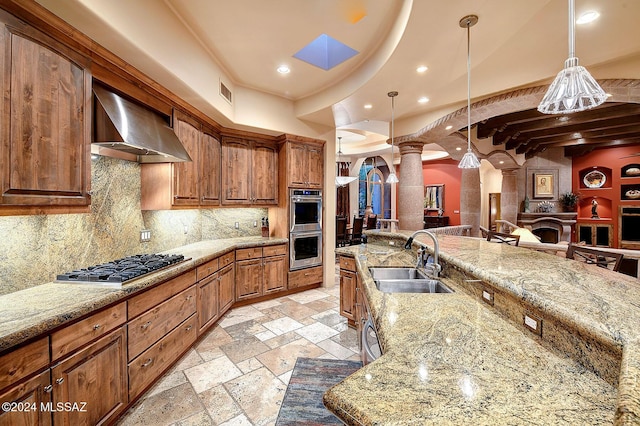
[275,357,362,426]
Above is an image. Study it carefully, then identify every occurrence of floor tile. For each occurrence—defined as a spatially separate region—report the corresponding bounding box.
[220,335,271,363]
[316,338,358,360]
[219,305,264,328]
[184,355,243,393]
[311,309,344,327]
[295,322,340,343]
[223,319,268,340]
[261,316,304,335]
[274,300,319,321]
[170,410,213,426]
[199,385,242,424]
[220,414,253,426]
[286,289,329,304]
[236,357,263,374]
[256,338,325,376]
[224,367,286,426]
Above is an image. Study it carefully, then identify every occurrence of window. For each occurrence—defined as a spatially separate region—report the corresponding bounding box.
[358,156,391,219]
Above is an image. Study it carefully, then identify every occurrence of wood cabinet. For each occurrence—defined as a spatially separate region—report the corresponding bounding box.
[287,266,323,290]
[287,141,324,188]
[338,256,357,326]
[218,263,235,312]
[196,251,233,335]
[424,216,449,229]
[0,11,91,211]
[221,137,278,205]
[50,327,127,425]
[578,223,613,247]
[235,244,287,301]
[140,113,221,210]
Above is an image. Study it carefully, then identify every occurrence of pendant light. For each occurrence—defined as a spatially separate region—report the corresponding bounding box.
[386,91,400,183]
[335,136,358,187]
[537,0,606,114]
[458,15,481,169]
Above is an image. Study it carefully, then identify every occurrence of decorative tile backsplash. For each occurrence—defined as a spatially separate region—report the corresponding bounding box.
[0,156,266,295]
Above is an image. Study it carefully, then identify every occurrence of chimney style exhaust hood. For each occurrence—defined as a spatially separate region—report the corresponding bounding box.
[92,84,192,163]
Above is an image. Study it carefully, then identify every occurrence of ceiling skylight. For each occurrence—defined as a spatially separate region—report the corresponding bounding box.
[293,34,359,71]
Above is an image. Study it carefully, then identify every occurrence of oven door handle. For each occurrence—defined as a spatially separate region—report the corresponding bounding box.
[291,196,323,202]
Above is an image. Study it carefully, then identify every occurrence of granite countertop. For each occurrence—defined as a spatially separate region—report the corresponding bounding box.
[326,232,640,425]
[0,236,288,353]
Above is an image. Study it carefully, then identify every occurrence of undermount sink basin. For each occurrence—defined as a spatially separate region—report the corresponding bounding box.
[369,267,454,294]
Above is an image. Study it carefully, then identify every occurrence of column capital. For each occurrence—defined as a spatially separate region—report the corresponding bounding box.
[398,141,424,156]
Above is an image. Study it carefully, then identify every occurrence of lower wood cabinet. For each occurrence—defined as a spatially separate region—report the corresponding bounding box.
[235,245,287,301]
[288,266,323,290]
[218,264,235,313]
[196,251,234,335]
[51,326,127,425]
[0,370,52,426]
[339,256,357,326]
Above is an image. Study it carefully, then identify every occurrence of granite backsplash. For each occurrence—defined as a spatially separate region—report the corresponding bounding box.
[0,156,267,295]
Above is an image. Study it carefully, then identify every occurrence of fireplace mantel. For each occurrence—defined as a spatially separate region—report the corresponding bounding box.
[518,212,577,243]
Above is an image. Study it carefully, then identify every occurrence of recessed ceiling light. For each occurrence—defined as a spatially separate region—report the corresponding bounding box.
[445,125,453,130]
[277,65,290,74]
[576,11,600,25]
[364,104,372,109]
[456,147,462,151]
[418,97,429,104]
[416,65,428,73]
[499,160,504,164]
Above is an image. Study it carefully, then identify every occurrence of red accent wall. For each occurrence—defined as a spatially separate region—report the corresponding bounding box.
[572,145,640,247]
[422,159,462,226]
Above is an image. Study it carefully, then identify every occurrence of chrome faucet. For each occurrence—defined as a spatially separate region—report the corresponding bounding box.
[404,230,441,278]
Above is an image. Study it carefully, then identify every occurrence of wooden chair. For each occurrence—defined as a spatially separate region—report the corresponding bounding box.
[349,216,364,245]
[487,231,520,246]
[365,214,378,230]
[566,243,623,272]
[336,216,348,247]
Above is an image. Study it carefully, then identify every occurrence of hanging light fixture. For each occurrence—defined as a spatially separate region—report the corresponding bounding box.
[458,15,481,169]
[386,91,400,183]
[335,136,358,187]
[537,0,606,114]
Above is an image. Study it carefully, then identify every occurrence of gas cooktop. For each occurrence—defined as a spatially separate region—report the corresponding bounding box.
[55,253,187,287]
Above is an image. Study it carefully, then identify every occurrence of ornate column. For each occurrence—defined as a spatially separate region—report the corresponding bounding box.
[500,169,518,230]
[460,168,481,237]
[398,141,425,231]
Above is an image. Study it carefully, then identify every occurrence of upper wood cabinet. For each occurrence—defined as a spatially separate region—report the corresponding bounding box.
[221,136,278,205]
[287,141,324,189]
[0,12,91,211]
[141,112,221,210]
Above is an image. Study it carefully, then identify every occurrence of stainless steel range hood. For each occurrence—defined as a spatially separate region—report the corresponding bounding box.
[92,85,191,163]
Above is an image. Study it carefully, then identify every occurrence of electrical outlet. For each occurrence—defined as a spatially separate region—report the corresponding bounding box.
[253,221,257,227]
[234,222,239,229]
[140,229,151,242]
[523,313,542,336]
[183,225,188,234]
[481,288,494,306]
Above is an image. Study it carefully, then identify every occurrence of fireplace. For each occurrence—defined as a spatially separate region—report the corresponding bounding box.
[518,213,577,244]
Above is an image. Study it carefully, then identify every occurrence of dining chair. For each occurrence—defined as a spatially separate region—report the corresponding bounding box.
[486,231,520,246]
[566,243,623,272]
[336,216,348,247]
[349,216,364,245]
[365,214,378,230]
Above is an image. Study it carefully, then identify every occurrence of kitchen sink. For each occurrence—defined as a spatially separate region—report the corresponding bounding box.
[369,267,454,294]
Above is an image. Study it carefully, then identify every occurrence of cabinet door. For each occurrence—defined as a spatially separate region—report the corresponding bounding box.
[172,116,200,206]
[200,130,221,205]
[222,138,251,204]
[218,264,235,313]
[288,144,308,187]
[263,255,286,294]
[0,370,52,426]
[51,327,127,426]
[235,259,263,300]
[306,145,324,188]
[197,272,219,334]
[340,270,356,321]
[0,23,91,207]
[251,142,278,204]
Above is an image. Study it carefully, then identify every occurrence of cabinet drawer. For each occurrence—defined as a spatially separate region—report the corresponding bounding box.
[0,337,49,392]
[196,257,219,280]
[128,314,197,400]
[219,251,235,268]
[263,244,287,257]
[339,256,356,272]
[51,302,126,361]
[128,269,196,319]
[288,266,323,289]
[128,286,196,361]
[236,247,262,261]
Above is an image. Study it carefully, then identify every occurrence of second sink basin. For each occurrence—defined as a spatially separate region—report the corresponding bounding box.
[369,267,428,280]
[369,267,454,294]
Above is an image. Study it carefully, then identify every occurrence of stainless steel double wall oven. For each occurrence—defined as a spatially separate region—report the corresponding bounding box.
[289,189,322,270]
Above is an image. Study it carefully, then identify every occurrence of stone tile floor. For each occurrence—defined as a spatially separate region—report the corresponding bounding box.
[117,268,357,426]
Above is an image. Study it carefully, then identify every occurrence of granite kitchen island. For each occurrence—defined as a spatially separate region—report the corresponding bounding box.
[326,232,640,425]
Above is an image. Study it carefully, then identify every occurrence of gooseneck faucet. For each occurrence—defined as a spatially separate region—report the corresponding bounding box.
[404,230,441,277]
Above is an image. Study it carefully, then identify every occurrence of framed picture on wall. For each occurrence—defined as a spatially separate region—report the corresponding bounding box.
[532,171,556,199]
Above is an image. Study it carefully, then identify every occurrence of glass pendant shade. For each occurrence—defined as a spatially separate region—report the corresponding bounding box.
[537,57,606,114]
[386,91,399,183]
[457,15,480,170]
[538,0,606,114]
[458,150,481,169]
[386,172,399,184]
[335,175,357,186]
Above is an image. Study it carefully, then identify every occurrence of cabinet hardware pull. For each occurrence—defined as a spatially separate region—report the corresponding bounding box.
[93,324,101,330]
[141,321,152,330]
[141,358,154,367]
[304,273,310,276]
[43,385,53,393]
[185,325,193,332]
[186,295,193,301]
[55,378,64,385]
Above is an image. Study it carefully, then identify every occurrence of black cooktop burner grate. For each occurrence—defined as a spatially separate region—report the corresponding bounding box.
[56,253,186,284]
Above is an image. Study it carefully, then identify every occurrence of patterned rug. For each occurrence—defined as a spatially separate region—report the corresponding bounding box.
[276,357,362,426]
